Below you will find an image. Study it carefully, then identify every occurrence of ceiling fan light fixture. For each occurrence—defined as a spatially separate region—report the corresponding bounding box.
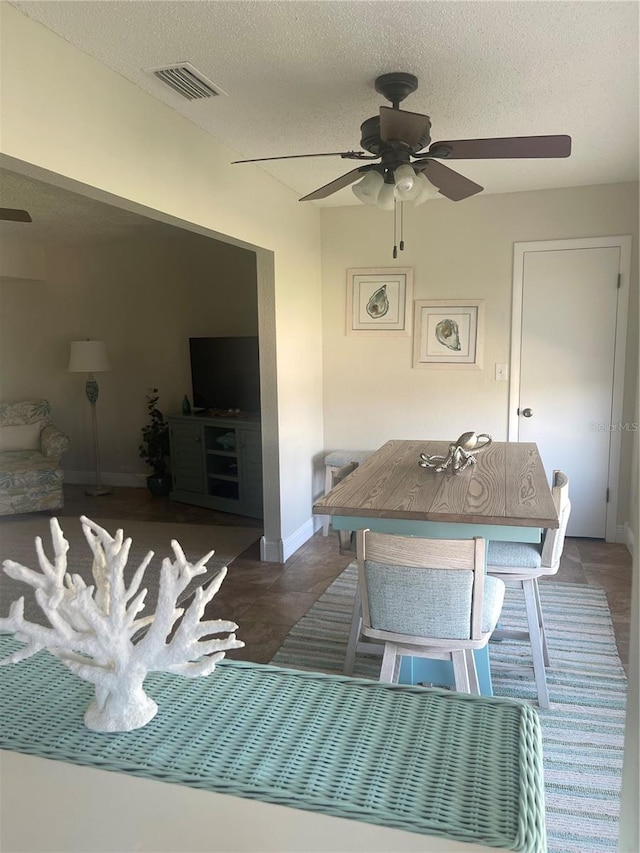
[376,182,396,210]
[393,164,417,200]
[413,172,440,206]
[352,170,384,204]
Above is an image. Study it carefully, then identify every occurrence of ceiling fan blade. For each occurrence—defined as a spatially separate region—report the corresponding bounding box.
[414,160,483,201]
[426,134,572,160]
[232,150,375,164]
[379,106,431,148]
[299,166,376,201]
[0,208,32,223]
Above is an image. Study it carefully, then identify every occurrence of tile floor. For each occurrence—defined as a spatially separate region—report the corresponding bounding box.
[30,485,636,669]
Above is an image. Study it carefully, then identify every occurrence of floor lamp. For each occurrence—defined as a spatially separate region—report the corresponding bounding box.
[68,339,112,497]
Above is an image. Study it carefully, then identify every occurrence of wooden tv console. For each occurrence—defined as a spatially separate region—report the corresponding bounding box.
[168,414,262,518]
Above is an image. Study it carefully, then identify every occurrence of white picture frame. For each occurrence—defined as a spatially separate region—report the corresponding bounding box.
[346,268,413,336]
[413,299,484,369]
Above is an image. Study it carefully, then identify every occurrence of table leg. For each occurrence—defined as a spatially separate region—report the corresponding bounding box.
[399,647,493,696]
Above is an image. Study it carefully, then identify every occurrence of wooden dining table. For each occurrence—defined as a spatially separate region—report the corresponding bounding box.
[312,439,559,696]
[313,438,559,544]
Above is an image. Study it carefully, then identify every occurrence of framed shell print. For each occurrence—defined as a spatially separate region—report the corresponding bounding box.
[413,299,484,368]
[346,268,413,336]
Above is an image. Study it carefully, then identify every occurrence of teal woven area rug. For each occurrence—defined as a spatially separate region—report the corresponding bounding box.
[270,565,627,853]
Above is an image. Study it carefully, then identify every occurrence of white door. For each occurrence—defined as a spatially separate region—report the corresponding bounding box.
[510,238,630,539]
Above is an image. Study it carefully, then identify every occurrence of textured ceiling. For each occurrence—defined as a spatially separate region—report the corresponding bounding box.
[8,0,639,210]
[0,170,177,244]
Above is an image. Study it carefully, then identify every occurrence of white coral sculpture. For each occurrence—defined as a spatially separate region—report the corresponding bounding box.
[0,516,244,732]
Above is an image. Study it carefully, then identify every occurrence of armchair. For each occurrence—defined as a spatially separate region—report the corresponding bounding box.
[0,400,70,516]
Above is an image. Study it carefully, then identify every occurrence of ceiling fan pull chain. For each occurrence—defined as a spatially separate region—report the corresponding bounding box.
[392,198,398,258]
[399,202,405,251]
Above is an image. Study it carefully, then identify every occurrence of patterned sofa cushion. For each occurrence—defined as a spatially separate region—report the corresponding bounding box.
[0,400,69,516]
[0,451,64,489]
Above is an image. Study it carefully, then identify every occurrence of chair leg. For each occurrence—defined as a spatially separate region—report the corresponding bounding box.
[344,584,362,675]
[533,579,550,667]
[464,649,481,695]
[451,650,471,693]
[337,529,354,555]
[379,643,401,683]
[322,465,334,536]
[523,579,550,708]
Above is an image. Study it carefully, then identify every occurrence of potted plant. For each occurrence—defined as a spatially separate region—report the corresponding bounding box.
[138,388,171,496]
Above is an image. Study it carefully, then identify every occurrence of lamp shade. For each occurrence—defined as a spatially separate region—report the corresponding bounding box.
[68,340,111,373]
[393,164,418,201]
[376,182,396,211]
[352,170,384,205]
[414,173,440,206]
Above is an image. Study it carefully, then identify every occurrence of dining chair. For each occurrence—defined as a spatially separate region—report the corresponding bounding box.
[353,529,505,693]
[487,470,571,709]
[322,450,372,536]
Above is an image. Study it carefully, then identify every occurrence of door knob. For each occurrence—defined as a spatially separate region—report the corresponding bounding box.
[521,408,533,418]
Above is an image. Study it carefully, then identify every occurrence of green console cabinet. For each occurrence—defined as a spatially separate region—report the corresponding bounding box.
[169,415,263,519]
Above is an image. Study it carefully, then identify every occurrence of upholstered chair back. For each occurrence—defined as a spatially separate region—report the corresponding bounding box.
[356,530,504,644]
[0,399,52,428]
[0,400,53,454]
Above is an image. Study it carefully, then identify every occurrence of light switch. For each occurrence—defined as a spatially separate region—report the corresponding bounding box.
[495,363,508,381]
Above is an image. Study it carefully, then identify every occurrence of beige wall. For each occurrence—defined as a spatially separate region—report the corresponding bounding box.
[320,181,639,529]
[0,2,323,559]
[1,229,259,484]
[0,238,45,279]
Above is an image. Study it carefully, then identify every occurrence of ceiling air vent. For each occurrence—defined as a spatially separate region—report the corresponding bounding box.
[150,63,227,101]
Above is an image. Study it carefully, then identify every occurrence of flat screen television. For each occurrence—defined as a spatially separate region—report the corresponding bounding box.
[189,336,261,414]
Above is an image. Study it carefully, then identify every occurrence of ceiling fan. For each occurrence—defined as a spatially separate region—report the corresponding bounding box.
[0,208,32,223]
[232,72,571,208]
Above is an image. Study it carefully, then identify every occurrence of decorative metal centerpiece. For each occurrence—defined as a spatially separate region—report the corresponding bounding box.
[419,431,492,474]
[0,516,244,732]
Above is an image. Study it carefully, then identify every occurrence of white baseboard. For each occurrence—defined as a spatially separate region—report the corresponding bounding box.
[260,517,316,564]
[623,522,634,556]
[259,536,284,563]
[282,518,316,561]
[65,470,147,488]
